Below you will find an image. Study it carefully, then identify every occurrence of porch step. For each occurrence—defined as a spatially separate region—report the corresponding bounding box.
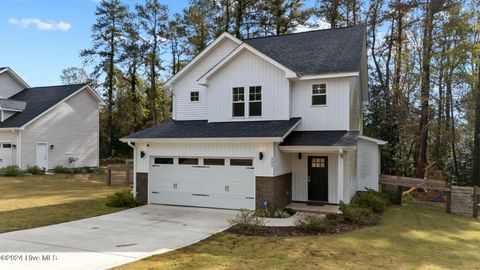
[287,202,341,215]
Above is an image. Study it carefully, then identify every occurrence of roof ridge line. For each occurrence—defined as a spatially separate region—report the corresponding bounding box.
[242,25,365,41]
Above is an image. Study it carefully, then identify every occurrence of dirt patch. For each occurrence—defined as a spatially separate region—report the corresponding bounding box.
[227,213,382,237]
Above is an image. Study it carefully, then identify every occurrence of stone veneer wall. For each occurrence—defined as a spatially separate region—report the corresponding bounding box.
[256,173,292,209]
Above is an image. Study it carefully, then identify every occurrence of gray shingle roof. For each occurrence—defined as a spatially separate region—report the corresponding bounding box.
[244,26,365,76]
[280,131,359,146]
[0,99,26,111]
[124,118,301,139]
[0,84,87,128]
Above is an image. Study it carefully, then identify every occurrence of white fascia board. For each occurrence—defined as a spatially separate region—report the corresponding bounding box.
[198,43,298,86]
[120,137,283,143]
[358,135,387,145]
[297,72,359,81]
[280,120,301,141]
[0,68,30,89]
[279,145,357,153]
[20,85,92,129]
[85,85,105,105]
[163,32,242,89]
[0,128,21,131]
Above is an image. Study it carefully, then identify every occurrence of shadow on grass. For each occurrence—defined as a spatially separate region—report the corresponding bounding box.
[0,198,124,233]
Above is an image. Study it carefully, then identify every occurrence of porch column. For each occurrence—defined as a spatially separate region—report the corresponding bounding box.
[337,149,344,203]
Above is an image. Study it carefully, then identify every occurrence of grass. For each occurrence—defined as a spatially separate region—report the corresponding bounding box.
[0,173,126,233]
[115,203,480,270]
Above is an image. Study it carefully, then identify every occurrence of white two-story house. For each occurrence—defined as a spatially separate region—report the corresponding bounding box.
[121,26,386,210]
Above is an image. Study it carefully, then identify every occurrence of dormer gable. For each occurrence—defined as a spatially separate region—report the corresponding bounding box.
[0,67,30,99]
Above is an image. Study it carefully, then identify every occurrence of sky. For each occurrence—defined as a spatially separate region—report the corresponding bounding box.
[0,0,316,87]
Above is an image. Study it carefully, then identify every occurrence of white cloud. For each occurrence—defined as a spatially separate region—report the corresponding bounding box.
[294,18,331,33]
[8,18,71,31]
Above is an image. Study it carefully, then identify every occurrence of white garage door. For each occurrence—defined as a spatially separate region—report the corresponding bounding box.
[149,157,255,210]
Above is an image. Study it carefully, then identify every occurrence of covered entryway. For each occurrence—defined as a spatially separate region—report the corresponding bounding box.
[308,156,329,201]
[149,157,255,210]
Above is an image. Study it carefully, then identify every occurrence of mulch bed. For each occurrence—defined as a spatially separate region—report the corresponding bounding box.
[227,213,383,237]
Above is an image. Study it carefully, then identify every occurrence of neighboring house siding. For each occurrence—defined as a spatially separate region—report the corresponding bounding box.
[291,78,351,131]
[207,50,290,122]
[0,72,24,98]
[173,39,238,120]
[357,138,380,191]
[0,130,18,166]
[291,153,339,204]
[349,77,362,131]
[20,89,99,169]
[135,141,275,176]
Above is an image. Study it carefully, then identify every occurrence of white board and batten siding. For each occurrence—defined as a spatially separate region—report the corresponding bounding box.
[207,50,290,122]
[357,138,380,191]
[0,130,19,167]
[173,38,239,121]
[20,89,99,169]
[135,141,276,177]
[291,78,352,131]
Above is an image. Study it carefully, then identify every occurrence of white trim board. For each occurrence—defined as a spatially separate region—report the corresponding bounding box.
[0,67,30,89]
[358,135,387,145]
[120,137,284,143]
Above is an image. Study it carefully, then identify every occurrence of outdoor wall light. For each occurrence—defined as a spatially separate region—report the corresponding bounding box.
[12,144,16,149]
[50,144,55,150]
[298,153,302,159]
[259,152,264,160]
[140,151,146,158]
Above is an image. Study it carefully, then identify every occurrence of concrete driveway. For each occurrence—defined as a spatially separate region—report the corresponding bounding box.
[0,205,237,270]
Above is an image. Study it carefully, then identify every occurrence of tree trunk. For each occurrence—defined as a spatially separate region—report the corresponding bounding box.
[107,17,116,157]
[472,58,480,186]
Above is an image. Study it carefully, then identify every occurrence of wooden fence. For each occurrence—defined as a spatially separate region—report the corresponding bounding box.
[106,159,133,186]
[379,175,480,218]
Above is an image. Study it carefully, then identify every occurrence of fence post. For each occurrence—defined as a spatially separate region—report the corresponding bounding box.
[107,168,112,186]
[396,186,403,205]
[474,187,479,218]
[445,190,451,213]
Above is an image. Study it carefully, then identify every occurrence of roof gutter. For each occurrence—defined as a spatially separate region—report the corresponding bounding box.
[278,145,357,153]
[120,137,284,143]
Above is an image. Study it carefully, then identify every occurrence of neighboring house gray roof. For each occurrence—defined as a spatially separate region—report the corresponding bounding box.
[243,26,365,76]
[0,84,87,128]
[280,131,359,146]
[124,118,301,139]
[0,99,26,111]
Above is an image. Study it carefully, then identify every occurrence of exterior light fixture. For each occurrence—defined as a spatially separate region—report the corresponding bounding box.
[298,153,302,159]
[50,144,55,150]
[259,152,264,160]
[140,151,146,158]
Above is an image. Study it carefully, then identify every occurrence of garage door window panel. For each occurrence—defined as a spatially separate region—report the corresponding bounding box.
[154,158,174,164]
[230,159,253,166]
[204,159,225,166]
[179,158,199,165]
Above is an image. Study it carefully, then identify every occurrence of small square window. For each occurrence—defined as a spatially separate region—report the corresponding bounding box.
[190,91,199,102]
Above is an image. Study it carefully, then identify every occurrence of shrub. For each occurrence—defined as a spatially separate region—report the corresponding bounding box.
[339,202,375,225]
[26,165,45,175]
[273,208,293,218]
[295,214,331,233]
[350,189,387,213]
[228,209,265,232]
[281,207,295,216]
[380,185,399,205]
[106,190,141,208]
[254,208,271,217]
[1,165,24,177]
[53,166,73,174]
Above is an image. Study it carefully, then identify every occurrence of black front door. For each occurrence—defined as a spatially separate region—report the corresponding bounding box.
[308,156,328,201]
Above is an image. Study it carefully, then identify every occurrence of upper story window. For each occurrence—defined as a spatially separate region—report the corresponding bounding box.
[249,86,262,116]
[190,91,199,102]
[312,84,327,105]
[232,87,245,117]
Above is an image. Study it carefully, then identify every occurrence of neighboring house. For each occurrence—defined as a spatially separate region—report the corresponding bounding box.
[0,67,102,170]
[121,26,386,210]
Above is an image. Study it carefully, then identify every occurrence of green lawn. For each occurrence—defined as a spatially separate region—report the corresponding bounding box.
[116,203,480,270]
[0,173,126,233]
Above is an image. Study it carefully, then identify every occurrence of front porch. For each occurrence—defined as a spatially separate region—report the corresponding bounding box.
[287,202,341,214]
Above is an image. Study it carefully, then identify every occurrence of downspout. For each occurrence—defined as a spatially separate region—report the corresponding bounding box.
[127,141,137,197]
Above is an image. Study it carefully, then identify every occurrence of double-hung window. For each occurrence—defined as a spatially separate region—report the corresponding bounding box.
[312,84,327,105]
[249,86,262,116]
[232,87,245,117]
[190,91,199,102]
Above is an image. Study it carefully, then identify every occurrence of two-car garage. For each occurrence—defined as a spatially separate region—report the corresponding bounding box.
[148,156,255,210]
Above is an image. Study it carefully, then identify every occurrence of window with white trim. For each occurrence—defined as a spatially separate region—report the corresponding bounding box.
[190,91,199,102]
[232,87,245,117]
[312,84,327,105]
[249,86,262,116]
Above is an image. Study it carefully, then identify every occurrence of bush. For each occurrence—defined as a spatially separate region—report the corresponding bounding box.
[1,165,24,177]
[53,166,74,174]
[106,190,141,208]
[295,214,331,233]
[380,185,398,205]
[350,189,387,213]
[339,202,376,225]
[273,208,294,218]
[26,165,45,175]
[228,209,265,232]
[254,208,271,217]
